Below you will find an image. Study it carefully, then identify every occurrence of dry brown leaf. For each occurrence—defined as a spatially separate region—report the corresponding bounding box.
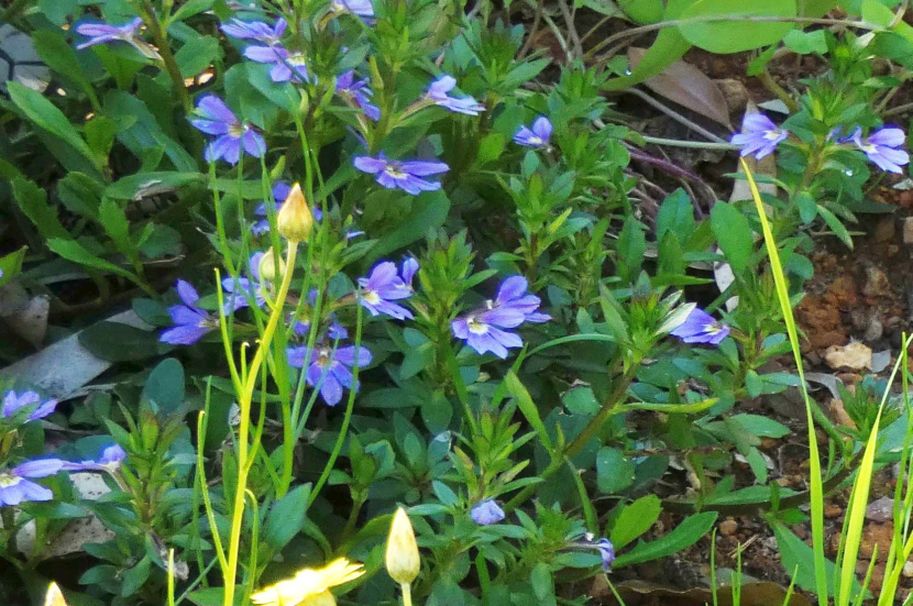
[629,47,732,128]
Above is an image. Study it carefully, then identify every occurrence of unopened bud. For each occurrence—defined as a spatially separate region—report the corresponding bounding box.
[277,182,314,242]
[44,583,68,606]
[385,507,420,585]
[258,247,287,282]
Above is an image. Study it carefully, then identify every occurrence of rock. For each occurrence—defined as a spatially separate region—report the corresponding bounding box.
[824,341,873,371]
[864,317,884,342]
[860,521,893,558]
[719,518,738,536]
[862,266,891,298]
[866,496,894,523]
[714,78,748,113]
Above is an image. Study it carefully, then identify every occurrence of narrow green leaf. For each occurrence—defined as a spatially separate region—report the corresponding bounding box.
[505,371,553,452]
[614,511,718,567]
[11,176,70,240]
[610,494,662,550]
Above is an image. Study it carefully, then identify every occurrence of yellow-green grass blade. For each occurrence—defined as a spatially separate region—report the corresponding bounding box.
[742,159,828,605]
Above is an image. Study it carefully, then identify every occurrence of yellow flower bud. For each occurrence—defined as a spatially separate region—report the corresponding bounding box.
[385,507,420,585]
[44,583,68,606]
[258,247,287,282]
[277,182,314,242]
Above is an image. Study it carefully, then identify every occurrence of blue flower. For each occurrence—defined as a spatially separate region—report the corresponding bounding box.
[354,153,449,194]
[74,18,159,59]
[332,0,375,21]
[514,116,552,148]
[190,95,266,165]
[2,390,56,422]
[222,253,268,311]
[337,71,381,121]
[852,127,909,174]
[252,182,293,236]
[358,259,417,320]
[730,112,788,159]
[470,500,505,525]
[244,44,310,83]
[221,18,287,44]
[160,280,216,346]
[60,444,126,473]
[0,459,64,506]
[451,276,550,359]
[426,76,485,116]
[287,344,372,406]
[669,307,729,345]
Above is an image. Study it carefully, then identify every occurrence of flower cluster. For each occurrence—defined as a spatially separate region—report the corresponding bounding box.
[731,111,909,173]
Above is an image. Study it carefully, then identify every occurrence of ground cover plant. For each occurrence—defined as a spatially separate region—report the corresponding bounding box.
[8,0,913,604]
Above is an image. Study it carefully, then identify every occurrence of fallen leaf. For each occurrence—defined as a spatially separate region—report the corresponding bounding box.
[629,47,732,128]
[0,310,151,399]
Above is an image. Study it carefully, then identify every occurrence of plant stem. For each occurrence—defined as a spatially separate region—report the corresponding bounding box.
[504,364,637,512]
[641,136,738,150]
[401,582,413,606]
[626,88,730,143]
[222,240,299,606]
[140,1,191,113]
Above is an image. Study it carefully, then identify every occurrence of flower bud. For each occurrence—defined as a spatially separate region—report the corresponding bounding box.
[277,182,314,242]
[385,507,420,585]
[44,583,68,606]
[258,247,287,282]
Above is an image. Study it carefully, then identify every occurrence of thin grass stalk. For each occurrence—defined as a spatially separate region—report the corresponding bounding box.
[742,159,828,605]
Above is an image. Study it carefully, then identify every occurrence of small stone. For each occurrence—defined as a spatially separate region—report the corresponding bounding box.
[866,497,895,522]
[824,341,873,371]
[863,266,891,298]
[714,78,748,113]
[904,217,913,244]
[903,561,913,578]
[864,317,884,342]
[825,503,843,518]
[719,518,738,536]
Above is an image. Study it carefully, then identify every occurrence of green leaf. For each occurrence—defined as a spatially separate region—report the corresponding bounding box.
[79,321,162,362]
[618,0,664,22]
[174,36,221,78]
[46,238,137,281]
[678,0,797,54]
[264,484,311,551]
[610,494,661,550]
[367,191,450,265]
[85,116,119,161]
[773,523,858,595]
[614,511,718,567]
[0,247,27,287]
[530,563,555,602]
[171,0,215,21]
[120,556,151,597]
[31,29,98,105]
[141,358,185,415]
[505,371,553,452]
[98,198,134,258]
[816,205,853,248]
[11,176,70,240]
[58,172,104,219]
[103,91,197,171]
[604,29,692,90]
[655,189,695,244]
[7,82,100,171]
[616,216,646,283]
[783,29,828,54]
[105,171,203,200]
[596,447,635,494]
[711,202,754,274]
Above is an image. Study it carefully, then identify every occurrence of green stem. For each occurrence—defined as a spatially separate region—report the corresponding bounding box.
[307,300,365,506]
[504,363,636,512]
[401,582,413,606]
[222,240,299,606]
[140,1,191,113]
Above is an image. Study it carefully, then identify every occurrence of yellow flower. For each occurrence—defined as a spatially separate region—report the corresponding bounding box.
[44,583,68,606]
[251,558,364,606]
[385,507,420,585]
[277,182,314,242]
